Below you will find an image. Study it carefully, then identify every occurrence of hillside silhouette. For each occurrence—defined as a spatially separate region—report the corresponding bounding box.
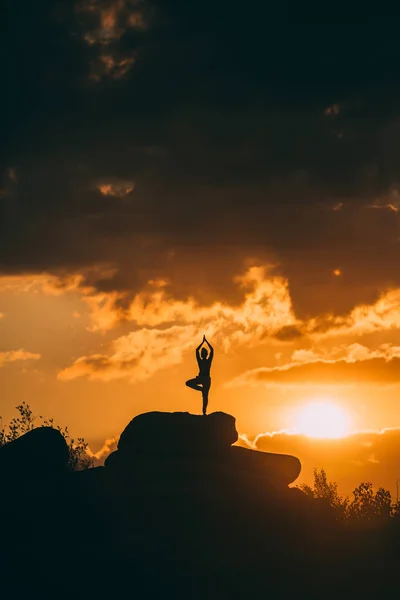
[1,407,400,599]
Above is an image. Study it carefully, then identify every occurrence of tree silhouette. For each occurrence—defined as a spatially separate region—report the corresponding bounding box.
[300,468,349,520]
[301,468,394,523]
[349,482,392,521]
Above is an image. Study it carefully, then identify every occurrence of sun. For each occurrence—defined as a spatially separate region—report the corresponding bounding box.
[294,401,351,439]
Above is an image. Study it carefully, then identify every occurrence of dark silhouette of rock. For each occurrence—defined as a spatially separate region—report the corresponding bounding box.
[115,410,238,457]
[2,410,397,599]
[0,427,73,571]
[105,411,299,488]
[0,426,69,476]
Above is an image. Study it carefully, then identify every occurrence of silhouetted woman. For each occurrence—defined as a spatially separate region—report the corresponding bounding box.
[186,335,214,415]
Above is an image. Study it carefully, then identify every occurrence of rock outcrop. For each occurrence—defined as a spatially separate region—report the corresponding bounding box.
[118,410,238,455]
[229,445,301,486]
[0,410,396,599]
[0,426,69,476]
[0,410,338,599]
[105,410,300,487]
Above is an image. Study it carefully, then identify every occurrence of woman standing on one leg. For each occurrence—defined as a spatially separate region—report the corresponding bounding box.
[186,335,214,415]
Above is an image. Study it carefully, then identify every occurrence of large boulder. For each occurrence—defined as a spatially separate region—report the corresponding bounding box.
[0,427,69,476]
[117,411,238,456]
[105,410,301,488]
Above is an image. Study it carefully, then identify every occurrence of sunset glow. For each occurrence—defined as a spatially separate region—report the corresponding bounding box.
[4,1,400,502]
[294,401,351,439]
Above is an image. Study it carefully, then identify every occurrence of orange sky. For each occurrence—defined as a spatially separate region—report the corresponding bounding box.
[4,0,400,501]
[1,266,400,497]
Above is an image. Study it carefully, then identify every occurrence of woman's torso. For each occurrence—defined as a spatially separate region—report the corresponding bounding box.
[198,358,211,377]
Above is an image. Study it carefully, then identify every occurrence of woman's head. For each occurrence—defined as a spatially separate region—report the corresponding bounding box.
[201,348,208,359]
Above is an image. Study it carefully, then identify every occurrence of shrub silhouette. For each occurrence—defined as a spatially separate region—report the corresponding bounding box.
[300,468,350,520]
[0,402,93,471]
[300,468,396,523]
[349,481,392,521]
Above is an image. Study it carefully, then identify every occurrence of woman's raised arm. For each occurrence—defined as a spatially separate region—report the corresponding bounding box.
[204,337,214,361]
[196,335,206,361]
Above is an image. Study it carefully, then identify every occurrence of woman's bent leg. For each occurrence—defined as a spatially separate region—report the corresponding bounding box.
[186,377,203,391]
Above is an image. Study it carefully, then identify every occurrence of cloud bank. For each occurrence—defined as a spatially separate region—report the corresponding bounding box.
[238,427,400,497]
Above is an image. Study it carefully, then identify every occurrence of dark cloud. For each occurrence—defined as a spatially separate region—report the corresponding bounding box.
[273,325,305,342]
[3,3,400,315]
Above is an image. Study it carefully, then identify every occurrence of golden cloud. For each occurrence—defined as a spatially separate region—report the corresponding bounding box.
[97,181,135,197]
[228,343,400,388]
[126,266,297,331]
[6,265,400,342]
[45,264,296,334]
[80,269,400,340]
[58,324,200,382]
[58,266,301,382]
[83,290,127,332]
[0,349,41,367]
[238,427,400,497]
[307,288,400,338]
[86,436,119,464]
[0,268,124,332]
[8,265,400,385]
